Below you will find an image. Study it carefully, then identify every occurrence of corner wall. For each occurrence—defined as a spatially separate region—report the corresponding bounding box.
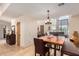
[69,15,79,38]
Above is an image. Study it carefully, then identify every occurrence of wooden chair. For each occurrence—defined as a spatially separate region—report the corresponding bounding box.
[34,38,50,56]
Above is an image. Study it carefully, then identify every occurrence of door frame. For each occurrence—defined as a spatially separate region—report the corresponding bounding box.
[16,22,20,46]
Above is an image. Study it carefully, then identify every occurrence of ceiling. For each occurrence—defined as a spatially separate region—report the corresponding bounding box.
[1,3,79,22]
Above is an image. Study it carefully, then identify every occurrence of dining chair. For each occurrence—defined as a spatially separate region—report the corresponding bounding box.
[34,38,50,56]
[37,33,45,37]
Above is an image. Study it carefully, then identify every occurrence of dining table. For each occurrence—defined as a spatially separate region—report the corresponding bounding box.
[39,35,65,56]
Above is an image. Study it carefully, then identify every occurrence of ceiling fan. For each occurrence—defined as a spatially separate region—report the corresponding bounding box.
[58,3,65,6]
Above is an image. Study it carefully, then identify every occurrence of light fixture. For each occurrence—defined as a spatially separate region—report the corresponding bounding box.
[58,3,64,6]
[45,10,52,24]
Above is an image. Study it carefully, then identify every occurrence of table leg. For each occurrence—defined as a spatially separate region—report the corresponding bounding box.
[54,44,56,56]
[61,46,63,56]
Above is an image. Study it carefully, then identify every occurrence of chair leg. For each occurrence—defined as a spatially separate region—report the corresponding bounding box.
[56,45,60,51]
[48,51,50,56]
[48,49,50,56]
[61,51,63,56]
[35,51,36,56]
[61,47,63,56]
[58,45,60,50]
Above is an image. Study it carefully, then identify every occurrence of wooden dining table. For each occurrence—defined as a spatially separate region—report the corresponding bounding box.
[39,35,65,56]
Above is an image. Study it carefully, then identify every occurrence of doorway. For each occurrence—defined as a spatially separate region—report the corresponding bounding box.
[40,25,44,35]
[16,22,20,46]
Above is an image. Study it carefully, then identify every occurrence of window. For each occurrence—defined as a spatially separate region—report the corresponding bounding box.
[59,16,69,35]
[50,16,69,36]
[50,18,57,32]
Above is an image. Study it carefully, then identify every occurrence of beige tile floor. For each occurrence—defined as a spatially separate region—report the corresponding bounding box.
[0,39,67,56]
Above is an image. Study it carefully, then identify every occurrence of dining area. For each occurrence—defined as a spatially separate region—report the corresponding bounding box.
[34,32,79,56]
[34,33,65,56]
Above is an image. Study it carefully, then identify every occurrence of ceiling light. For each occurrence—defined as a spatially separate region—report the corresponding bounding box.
[45,10,52,24]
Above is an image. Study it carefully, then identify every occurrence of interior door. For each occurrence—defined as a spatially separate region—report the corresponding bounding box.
[40,25,44,35]
[16,22,20,46]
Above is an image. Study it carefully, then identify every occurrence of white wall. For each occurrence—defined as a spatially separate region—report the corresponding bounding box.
[17,16,37,47]
[69,15,79,38]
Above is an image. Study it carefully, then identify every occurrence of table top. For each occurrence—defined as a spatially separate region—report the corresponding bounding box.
[39,35,64,46]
